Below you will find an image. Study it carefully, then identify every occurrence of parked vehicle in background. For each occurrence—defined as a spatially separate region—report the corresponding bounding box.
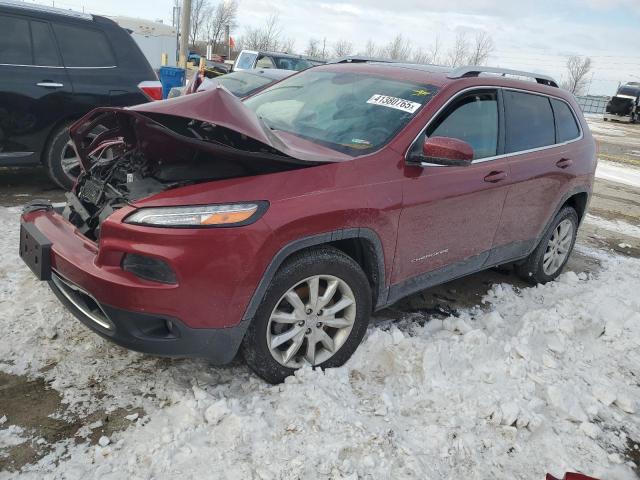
[0,0,161,189]
[187,50,201,65]
[20,63,596,383]
[169,69,295,99]
[233,49,316,72]
[604,82,640,123]
[198,68,294,95]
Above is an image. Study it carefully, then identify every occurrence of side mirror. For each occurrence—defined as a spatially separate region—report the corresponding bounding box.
[420,136,474,167]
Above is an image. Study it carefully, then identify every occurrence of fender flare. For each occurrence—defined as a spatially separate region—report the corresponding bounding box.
[225,228,388,353]
[533,185,591,251]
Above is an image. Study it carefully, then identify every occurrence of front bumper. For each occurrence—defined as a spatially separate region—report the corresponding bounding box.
[19,204,274,364]
[48,271,243,362]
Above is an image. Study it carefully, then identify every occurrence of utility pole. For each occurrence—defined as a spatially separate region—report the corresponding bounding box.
[178,0,192,69]
[225,24,230,58]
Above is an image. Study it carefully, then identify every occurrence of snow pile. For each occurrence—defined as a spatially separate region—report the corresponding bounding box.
[1,206,640,479]
[0,424,27,451]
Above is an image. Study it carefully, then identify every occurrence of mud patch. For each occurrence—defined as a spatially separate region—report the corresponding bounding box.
[0,371,143,473]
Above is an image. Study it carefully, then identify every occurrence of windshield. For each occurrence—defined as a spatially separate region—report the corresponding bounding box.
[243,70,438,155]
[271,56,311,71]
[617,86,640,98]
[200,72,274,98]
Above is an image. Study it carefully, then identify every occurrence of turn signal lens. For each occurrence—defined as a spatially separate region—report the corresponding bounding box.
[201,206,257,225]
[124,203,265,227]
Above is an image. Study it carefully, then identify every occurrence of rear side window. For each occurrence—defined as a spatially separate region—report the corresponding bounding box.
[31,21,60,67]
[504,91,555,153]
[236,52,257,69]
[255,55,275,68]
[426,90,499,159]
[0,15,32,65]
[53,23,116,67]
[551,99,580,143]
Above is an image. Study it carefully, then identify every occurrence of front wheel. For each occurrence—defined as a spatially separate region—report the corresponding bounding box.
[516,206,579,284]
[242,247,372,384]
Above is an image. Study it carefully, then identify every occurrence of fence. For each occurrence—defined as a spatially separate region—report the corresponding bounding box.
[575,95,609,114]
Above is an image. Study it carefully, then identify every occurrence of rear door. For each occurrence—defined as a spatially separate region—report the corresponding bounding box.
[489,90,580,263]
[392,88,511,289]
[51,21,121,108]
[0,13,72,164]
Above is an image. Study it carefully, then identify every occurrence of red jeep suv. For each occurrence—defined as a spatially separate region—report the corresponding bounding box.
[19,63,596,383]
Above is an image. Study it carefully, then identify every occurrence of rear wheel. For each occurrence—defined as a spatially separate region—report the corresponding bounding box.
[44,122,110,190]
[44,123,80,190]
[242,247,372,384]
[516,206,579,284]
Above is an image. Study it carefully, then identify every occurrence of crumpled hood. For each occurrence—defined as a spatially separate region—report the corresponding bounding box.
[128,85,277,147]
[69,85,351,168]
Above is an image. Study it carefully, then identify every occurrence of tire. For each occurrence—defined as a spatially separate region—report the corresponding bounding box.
[43,122,78,190]
[242,246,372,384]
[516,206,579,284]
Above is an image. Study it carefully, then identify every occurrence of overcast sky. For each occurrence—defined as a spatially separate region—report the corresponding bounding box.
[33,0,640,94]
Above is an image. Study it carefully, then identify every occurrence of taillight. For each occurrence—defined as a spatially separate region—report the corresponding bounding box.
[138,80,163,101]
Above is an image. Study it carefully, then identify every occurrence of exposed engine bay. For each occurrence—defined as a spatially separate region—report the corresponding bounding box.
[65,106,322,240]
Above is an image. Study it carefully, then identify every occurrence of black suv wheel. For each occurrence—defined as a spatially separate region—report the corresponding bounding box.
[44,123,79,189]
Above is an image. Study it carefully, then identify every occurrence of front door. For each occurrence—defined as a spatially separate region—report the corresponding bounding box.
[0,13,73,165]
[391,89,510,297]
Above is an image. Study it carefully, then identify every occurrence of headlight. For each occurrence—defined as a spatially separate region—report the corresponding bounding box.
[124,202,267,227]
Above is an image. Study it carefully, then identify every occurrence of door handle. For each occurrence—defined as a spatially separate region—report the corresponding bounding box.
[36,82,64,88]
[484,170,507,183]
[556,158,573,169]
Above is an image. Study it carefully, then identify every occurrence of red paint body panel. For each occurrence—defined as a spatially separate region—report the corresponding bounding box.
[394,158,511,282]
[22,64,597,348]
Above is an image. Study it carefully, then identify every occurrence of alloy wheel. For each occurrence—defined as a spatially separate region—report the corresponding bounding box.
[266,275,356,368]
[542,218,574,275]
[60,139,82,181]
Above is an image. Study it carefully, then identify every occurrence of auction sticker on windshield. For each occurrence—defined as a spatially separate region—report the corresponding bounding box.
[367,94,421,113]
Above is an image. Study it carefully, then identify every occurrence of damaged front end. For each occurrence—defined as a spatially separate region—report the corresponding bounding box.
[64,86,332,240]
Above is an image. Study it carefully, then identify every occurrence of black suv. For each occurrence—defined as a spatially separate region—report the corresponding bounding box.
[0,1,160,188]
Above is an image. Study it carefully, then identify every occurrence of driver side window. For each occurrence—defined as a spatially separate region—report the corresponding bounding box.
[422,90,499,160]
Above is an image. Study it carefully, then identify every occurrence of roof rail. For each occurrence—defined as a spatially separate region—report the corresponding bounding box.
[328,56,396,64]
[0,0,93,20]
[447,66,558,88]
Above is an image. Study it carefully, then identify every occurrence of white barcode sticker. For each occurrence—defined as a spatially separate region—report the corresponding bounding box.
[366,94,421,113]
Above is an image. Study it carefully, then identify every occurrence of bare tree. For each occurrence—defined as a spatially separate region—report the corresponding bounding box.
[240,14,284,51]
[429,36,442,64]
[467,31,494,65]
[305,38,329,59]
[412,47,430,64]
[360,39,378,57]
[189,0,211,46]
[280,37,295,53]
[445,32,469,67]
[305,38,321,58]
[206,0,238,55]
[333,39,353,58]
[561,55,593,94]
[380,34,412,61]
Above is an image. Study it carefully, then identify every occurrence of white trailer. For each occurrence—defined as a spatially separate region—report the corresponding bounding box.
[108,16,177,70]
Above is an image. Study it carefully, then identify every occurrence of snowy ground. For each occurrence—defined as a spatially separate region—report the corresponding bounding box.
[596,160,640,189]
[1,197,640,479]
